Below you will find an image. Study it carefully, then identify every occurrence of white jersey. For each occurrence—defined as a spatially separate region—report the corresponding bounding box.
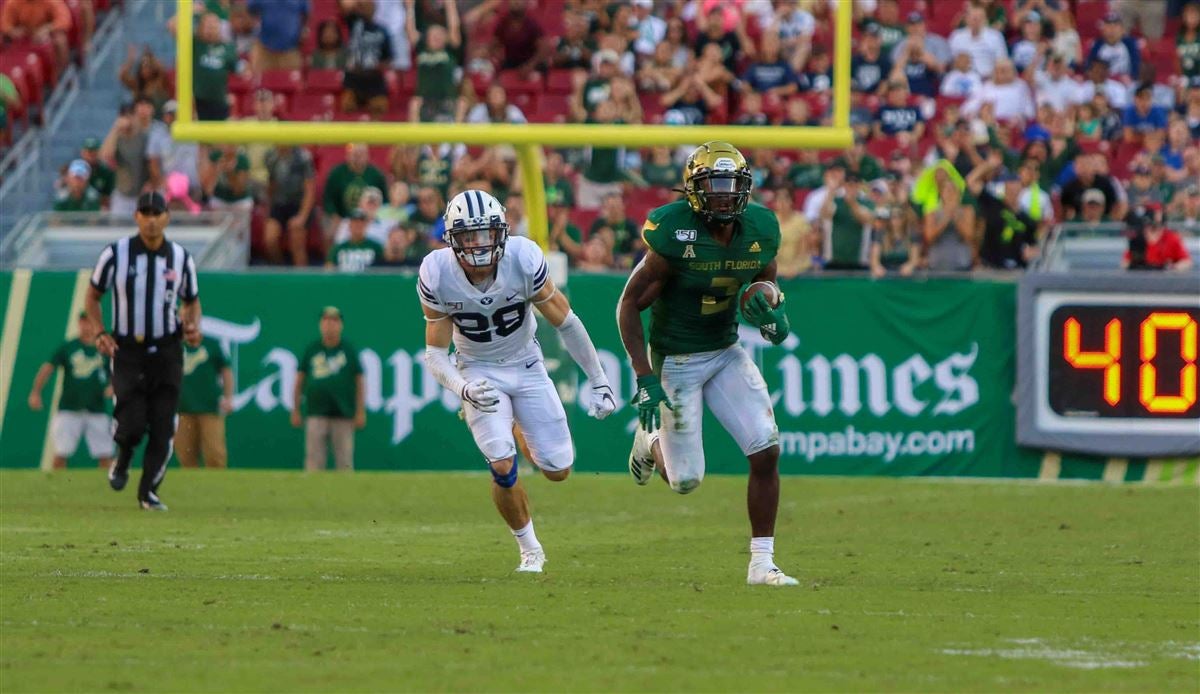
[417,236,549,363]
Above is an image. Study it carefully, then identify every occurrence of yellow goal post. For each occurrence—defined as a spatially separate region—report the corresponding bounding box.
[171,0,853,248]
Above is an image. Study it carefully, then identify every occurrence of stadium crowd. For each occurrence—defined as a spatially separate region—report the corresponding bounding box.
[55,0,1200,275]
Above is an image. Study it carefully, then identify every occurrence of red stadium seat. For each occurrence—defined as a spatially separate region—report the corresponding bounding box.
[569,208,600,234]
[546,69,574,95]
[499,69,544,96]
[638,92,664,123]
[228,72,253,95]
[1146,39,1178,78]
[289,92,335,120]
[1075,0,1110,43]
[306,69,344,95]
[534,93,570,123]
[259,69,302,96]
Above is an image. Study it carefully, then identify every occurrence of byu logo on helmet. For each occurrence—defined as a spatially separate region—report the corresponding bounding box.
[444,189,510,268]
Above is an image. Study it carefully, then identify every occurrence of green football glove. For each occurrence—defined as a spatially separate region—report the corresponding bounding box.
[743,291,791,345]
[634,374,673,431]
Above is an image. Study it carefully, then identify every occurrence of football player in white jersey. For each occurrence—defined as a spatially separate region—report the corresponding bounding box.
[418,189,616,573]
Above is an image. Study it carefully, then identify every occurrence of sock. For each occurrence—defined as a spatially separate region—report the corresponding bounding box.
[750,536,775,566]
[512,520,541,554]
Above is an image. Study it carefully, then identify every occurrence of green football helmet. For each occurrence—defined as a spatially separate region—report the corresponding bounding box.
[683,141,753,224]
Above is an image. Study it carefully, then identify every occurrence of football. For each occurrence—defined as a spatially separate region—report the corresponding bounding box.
[740,280,781,314]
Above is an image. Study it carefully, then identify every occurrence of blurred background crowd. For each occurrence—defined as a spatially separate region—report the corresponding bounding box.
[5,0,1197,275]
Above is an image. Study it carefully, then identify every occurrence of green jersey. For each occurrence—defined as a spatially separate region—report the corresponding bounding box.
[1178,34,1200,81]
[330,238,384,271]
[322,163,389,218]
[88,161,116,198]
[642,201,780,357]
[53,187,102,212]
[180,336,229,414]
[299,340,362,418]
[48,339,109,413]
[193,39,238,103]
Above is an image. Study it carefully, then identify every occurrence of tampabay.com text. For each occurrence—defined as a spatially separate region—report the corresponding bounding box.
[779,427,976,463]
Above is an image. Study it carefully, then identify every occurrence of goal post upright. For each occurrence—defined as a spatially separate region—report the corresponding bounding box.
[171,0,853,248]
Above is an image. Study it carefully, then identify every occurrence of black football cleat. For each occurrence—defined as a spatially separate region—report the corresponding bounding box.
[108,461,128,491]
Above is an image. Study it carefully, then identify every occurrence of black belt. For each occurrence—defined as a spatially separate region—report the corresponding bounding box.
[115,333,181,349]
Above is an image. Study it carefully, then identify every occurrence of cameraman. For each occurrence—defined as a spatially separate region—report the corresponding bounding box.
[1122,204,1194,272]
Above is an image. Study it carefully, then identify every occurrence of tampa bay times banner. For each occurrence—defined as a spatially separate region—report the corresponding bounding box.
[0,272,1041,477]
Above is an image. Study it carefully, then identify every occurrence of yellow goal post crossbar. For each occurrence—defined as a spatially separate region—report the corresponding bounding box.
[173,0,853,248]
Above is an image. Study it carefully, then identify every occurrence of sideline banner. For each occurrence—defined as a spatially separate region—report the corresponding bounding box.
[0,271,1040,477]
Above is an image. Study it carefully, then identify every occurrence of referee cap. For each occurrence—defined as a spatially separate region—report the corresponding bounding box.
[137,191,167,214]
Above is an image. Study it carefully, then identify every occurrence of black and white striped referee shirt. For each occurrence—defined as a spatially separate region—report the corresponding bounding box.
[90,236,200,342]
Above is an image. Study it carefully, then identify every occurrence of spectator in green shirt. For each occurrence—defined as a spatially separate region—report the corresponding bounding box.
[588,192,641,268]
[834,136,886,182]
[548,199,585,266]
[818,175,877,270]
[327,209,384,272]
[542,151,576,208]
[177,334,233,468]
[27,313,113,470]
[193,13,240,121]
[202,145,253,211]
[291,306,365,471]
[322,143,388,241]
[578,100,626,209]
[410,23,463,123]
[0,72,21,139]
[53,160,102,212]
[80,137,116,207]
[641,146,681,187]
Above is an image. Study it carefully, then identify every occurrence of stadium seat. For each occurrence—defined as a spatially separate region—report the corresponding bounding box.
[570,208,600,234]
[546,69,574,95]
[534,93,570,123]
[290,92,335,120]
[1145,39,1178,78]
[638,92,665,123]
[228,72,253,95]
[499,70,544,97]
[260,69,302,96]
[1075,0,1110,43]
[306,69,344,95]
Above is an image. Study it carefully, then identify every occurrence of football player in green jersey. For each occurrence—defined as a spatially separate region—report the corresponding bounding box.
[617,141,798,586]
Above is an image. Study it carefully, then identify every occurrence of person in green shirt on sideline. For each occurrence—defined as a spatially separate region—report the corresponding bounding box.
[177,334,233,468]
[193,13,240,120]
[27,313,113,470]
[548,199,585,265]
[80,137,116,205]
[327,209,383,272]
[292,307,365,471]
[578,100,625,208]
[54,160,103,212]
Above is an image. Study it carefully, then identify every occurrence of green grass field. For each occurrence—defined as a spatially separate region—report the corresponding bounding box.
[0,469,1197,693]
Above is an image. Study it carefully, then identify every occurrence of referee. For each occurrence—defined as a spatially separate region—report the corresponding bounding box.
[85,191,201,511]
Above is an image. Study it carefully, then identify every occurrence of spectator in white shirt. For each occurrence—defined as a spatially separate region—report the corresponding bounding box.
[630,0,667,56]
[1074,59,1130,110]
[963,59,1036,122]
[372,0,411,70]
[941,52,983,97]
[948,5,1009,77]
[1034,54,1078,113]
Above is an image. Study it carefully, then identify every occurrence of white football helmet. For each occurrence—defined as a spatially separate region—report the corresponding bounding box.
[444,189,509,268]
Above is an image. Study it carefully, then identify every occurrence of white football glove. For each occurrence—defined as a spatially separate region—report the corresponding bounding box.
[586,381,617,420]
[460,379,500,413]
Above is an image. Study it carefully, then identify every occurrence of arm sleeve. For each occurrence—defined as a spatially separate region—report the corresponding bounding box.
[424,345,467,396]
[90,244,115,292]
[181,252,200,301]
[556,310,607,384]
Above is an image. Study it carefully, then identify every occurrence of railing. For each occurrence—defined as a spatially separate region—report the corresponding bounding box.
[1036,220,1200,273]
[0,210,249,270]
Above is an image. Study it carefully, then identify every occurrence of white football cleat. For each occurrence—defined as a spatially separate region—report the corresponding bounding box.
[747,564,800,586]
[516,549,546,573]
[628,426,656,486]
